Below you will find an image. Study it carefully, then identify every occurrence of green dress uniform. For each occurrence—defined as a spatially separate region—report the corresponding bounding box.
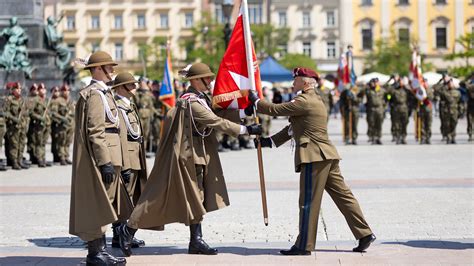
[385,84,410,144]
[256,87,373,252]
[340,86,362,144]
[436,85,462,144]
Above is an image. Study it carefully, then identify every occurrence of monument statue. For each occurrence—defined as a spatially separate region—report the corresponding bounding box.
[44,12,72,71]
[0,17,33,78]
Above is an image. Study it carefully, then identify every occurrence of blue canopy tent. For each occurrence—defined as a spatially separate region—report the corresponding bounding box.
[259,57,293,82]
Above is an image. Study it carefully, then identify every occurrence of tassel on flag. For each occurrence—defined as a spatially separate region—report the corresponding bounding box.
[212,2,263,109]
[159,39,176,108]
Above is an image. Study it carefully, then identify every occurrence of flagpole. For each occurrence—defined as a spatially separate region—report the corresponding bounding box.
[241,0,269,226]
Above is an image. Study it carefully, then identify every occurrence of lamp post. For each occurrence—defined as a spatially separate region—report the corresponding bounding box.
[222,0,234,49]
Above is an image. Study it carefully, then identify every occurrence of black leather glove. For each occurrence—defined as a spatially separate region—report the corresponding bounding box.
[244,103,255,116]
[121,169,132,184]
[100,162,115,185]
[253,137,272,148]
[246,124,262,135]
[248,91,259,104]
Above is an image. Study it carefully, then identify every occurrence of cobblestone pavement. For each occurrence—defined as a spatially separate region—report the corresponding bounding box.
[0,116,473,265]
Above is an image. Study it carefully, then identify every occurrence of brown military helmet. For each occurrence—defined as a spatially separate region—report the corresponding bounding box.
[84,51,118,69]
[185,63,215,80]
[111,72,139,89]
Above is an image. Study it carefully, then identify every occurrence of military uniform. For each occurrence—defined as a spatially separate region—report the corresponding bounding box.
[467,82,474,142]
[433,84,448,140]
[252,67,374,255]
[0,95,6,171]
[364,84,386,144]
[340,86,362,144]
[27,95,50,167]
[417,86,434,144]
[133,88,155,152]
[436,83,462,144]
[151,93,165,152]
[316,83,333,121]
[386,83,410,144]
[50,93,75,164]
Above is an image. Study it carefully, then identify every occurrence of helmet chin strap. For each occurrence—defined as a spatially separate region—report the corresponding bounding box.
[101,65,113,83]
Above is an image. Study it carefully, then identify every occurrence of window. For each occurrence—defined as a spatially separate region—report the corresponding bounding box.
[92,42,100,52]
[327,41,336,58]
[303,11,311,27]
[398,28,409,44]
[115,43,123,61]
[361,0,373,5]
[249,4,262,24]
[68,43,76,59]
[278,11,287,27]
[184,13,193,28]
[362,28,373,50]
[435,0,447,4]
[91,15,100,29]
[160,13,169,28]
[436,27,447,48]
[398,0,409,4]
[137,14,146,29]
[114,15,123,29]
[303,42,312,57]
[215,5,224,23]
[326,11,335,27]
[66,16,75,30]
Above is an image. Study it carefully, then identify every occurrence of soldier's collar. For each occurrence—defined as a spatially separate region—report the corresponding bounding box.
[92,79,110,92]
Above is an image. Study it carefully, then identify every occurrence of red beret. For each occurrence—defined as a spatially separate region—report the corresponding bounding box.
[30,83,38,92]
[5,82,20,89]
[60,84,70,91]
[51,86,60,93]
[292,67,319,80]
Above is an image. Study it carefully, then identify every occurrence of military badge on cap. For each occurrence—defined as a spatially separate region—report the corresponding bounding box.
[292,67,320,80]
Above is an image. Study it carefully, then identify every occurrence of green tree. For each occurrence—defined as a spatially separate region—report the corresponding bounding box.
[135,36,168,80]
[363,35,432,76]
[278,53,317,71]
[445,32,474,77]
[251,24,290,59]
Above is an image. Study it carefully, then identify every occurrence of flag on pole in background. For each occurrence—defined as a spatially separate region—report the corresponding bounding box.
[335,52,348,91]
[409,48,424,88]
[346,48,357,85]
[212,3,263,109]
[159,40,176,108]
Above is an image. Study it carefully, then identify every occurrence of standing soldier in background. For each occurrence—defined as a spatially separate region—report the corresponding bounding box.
[257,86,272,137]
[435,77,461,144]
[414,79,434,144]
[363,78,385,144]
[0,86,7,171]
[465,74,474,142]
[150,80,165,152]
[4,82,29,170]
[50,85,74,165]
[69,51,128,265]
[111,72,147,250]
[433,79,448,141]
[26,83,38,164]
[28,83,51,167]
[49,86,61,163]
[385,76,410,144]
[316,77,333,121]
[133,77,156,155]
[340,84,362,145]
[61,84,75,164]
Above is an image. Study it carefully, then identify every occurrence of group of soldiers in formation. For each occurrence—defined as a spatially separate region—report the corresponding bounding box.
[316,74,474,145]
[64,51,376,265]
[1,82,75,171]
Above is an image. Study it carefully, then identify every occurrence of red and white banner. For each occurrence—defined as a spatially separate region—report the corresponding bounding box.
[212,2,263,109]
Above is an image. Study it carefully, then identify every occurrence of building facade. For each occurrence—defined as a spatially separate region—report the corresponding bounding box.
[44,0,203,72]
[340,0,474,75]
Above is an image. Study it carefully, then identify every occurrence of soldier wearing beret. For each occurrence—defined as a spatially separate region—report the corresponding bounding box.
[248,67,375,255]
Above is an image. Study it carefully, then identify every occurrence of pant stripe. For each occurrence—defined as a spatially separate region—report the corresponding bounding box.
[299,163,312,250]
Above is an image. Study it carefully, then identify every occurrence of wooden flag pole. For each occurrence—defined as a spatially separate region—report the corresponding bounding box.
[242,0,268,226]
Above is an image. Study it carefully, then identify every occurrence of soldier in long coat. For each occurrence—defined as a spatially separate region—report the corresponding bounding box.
[110,72,148,249]
[248,67,375,255]
[69,51,129,265]
[116,63,262,257]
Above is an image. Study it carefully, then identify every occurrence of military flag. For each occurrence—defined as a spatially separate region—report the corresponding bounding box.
[159,40,176,108]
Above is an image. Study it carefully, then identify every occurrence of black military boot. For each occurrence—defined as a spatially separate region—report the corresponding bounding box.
[86,237,126,266]
[117,224,136,257]
[353,234,376,252]
[112,223,145,248]
[188,223,218,255]
[280,245,311,256]
[38,160,46,168]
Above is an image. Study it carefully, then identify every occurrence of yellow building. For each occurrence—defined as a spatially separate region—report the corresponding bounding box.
[340,0,474,75]
[44,0,204,73]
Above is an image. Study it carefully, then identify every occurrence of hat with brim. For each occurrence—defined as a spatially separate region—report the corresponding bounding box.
[185,63,215,80]
[111,72,139,89]
[84,51,118,69]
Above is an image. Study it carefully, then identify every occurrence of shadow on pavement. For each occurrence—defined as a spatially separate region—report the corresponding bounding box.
[382,240,474,250]
[28,237,85,249]
[131,246,282,256]
[0,256,83,265]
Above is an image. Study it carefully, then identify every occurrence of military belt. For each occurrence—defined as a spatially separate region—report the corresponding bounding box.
[105,128,120,134]
[127,135,143,143]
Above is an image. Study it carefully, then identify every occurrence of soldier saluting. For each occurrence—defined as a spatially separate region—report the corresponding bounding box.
[69,51,129,265]
[248,67,375,256]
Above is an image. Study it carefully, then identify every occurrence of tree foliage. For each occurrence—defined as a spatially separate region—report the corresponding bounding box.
[278,53,317,71]
[135,36,168,80]
[250,24,290,59]
[445,32,474,77]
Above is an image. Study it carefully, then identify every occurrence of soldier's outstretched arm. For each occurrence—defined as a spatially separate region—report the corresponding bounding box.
[191,101,242,138]
[86,91,111,166]
[256,96,308,117]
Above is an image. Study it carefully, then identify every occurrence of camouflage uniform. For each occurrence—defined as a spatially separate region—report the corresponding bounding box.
[364,85,386,144]
[340,86,362,144]
[436,84,462,144]
[4,94,29,169]
[386,83,410,144]
[433,84,448,140]
[316,84,333,121]
[133,88,156,152]
[467,82,474,142]
[151,94,165,152]
[50,96,75,164]
[27,95,50,166]
[417,86,434,144]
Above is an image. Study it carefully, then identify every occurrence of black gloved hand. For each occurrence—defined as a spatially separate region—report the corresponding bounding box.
[246,124,262,135]
[121,169,132,184]
[244,103,255,116]
[253,137,272,148]
[248,91,259,104]
[100,162,115,185]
